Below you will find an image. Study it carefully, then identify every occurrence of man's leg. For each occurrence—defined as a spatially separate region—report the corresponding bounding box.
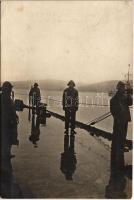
[70,110,76,133]
[65,110,70,133]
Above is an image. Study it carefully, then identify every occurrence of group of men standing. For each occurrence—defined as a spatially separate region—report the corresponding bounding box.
[0,78,132,197]
[23,79,134,177]
[29,80,79,134]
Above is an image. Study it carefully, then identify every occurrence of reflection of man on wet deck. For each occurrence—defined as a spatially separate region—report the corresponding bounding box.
[62,80,79,134]
[60,134,77,180]
[110,81,132,172]
[29,115,40,148]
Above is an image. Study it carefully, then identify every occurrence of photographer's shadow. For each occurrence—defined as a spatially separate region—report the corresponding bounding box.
[60,132,77,180]
[29,114,40,148]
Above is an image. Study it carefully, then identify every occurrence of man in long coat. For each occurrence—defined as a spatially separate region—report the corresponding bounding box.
[62,80,79,134]
[110,81,132,172]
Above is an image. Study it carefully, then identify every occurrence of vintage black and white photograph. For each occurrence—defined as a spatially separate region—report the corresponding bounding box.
[0,0,133,198]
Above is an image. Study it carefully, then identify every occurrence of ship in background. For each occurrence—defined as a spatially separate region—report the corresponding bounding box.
[108,64,133,96]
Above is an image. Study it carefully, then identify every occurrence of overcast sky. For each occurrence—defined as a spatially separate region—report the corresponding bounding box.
[1,1,133,84]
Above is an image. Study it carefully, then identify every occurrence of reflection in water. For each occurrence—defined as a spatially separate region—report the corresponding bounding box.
[105,144,132,198]
[29,114,40,148]
[105,169,127,198]
[60,133,77,180]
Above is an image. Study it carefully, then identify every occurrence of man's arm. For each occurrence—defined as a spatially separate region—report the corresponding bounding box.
[127,94,133,106]
[29,88,33,96]
[110,97,121,117]
[37,88,41,100]
[62,90,66,110]
[9,98,18,125]
[75,90,79,111]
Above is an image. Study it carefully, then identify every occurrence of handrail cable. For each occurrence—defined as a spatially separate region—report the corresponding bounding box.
[86,112,112,125]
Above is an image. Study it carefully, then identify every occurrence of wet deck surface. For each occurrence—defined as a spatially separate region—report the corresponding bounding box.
[11,110,132,198]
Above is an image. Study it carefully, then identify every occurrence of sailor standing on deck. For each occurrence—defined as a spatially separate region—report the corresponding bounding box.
[1,81,19,197]
[29,83,41,107]
[62,80,79,135]
[1,81,19,157]
[110,81,132,172]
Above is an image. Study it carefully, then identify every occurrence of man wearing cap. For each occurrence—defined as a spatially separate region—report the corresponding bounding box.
[1,81,19,197]
[110,81,132,172]
[29,83,41,107]
[62,80,79,134]
[1,81,19,155]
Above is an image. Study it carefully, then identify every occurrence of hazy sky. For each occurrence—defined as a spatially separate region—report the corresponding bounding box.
[1,1,133,84]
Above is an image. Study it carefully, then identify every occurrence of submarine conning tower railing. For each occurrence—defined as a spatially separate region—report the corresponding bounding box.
[47,110,132,152]
[14,93,133,151]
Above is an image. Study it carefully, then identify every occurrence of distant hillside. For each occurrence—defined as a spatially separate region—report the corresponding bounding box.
[77,80,119,92]
[10,79,123,92]
[11,80,66,91]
